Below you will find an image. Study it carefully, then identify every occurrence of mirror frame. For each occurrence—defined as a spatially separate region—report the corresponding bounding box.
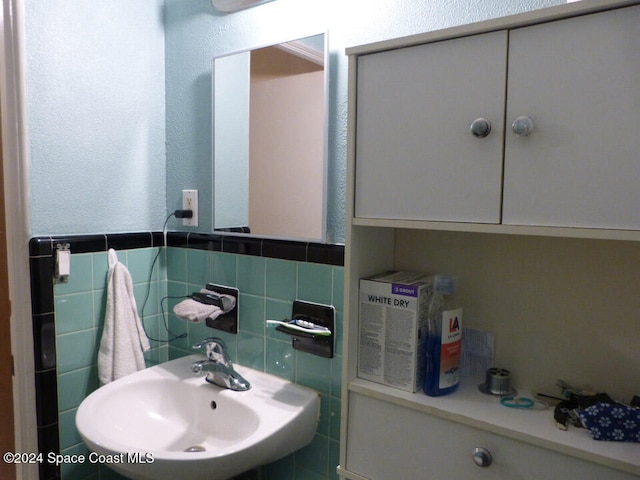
[211,31,330,243]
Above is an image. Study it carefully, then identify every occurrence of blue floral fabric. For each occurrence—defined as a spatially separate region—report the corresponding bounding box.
[578,403,640,442]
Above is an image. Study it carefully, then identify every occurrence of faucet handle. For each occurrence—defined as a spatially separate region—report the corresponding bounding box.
[192,337,229,365]
[192,337,225,350]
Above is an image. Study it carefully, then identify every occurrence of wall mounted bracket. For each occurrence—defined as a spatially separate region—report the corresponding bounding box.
[275,300,335,358]
[204,283,239,334]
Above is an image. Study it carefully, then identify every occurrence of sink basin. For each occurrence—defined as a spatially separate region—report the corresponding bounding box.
[76,355,320,480]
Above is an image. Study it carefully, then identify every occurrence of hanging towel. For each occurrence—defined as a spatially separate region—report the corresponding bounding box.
[98,249,150,385]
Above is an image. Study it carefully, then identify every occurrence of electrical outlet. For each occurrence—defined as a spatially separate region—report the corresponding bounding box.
[182,189,198,226]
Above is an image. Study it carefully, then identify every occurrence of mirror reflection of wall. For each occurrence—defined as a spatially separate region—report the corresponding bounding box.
[214,52,251,230]
[213,33,327,241]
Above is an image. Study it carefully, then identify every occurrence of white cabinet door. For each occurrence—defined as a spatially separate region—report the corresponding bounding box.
[503,6,640,229]
[354,31,507,223]
[346,393,639,480]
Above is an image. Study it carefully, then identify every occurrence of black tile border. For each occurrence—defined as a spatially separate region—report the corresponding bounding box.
[37,423,60,480]
[175,232,345,266]
[28,230,344,478]
[32,313,56,371]
[29,256,54,315]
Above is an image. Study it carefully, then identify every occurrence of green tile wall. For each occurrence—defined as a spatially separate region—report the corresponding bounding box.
[53,246,343,480]
[166,248,343,480]
[54,248,167,480]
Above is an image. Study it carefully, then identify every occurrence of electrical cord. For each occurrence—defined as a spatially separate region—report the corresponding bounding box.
[140,212,188,343]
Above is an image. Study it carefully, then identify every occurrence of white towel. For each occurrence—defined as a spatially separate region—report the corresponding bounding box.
[173,289,236,323]
[98,249,151,385]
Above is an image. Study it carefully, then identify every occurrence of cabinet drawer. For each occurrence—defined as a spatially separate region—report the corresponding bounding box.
[345,393,638,480]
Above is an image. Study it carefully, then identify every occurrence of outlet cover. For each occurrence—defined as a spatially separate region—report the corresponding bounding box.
[182,189,198,227]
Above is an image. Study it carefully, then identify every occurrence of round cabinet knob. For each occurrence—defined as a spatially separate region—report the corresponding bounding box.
[512,115,535,136]
[472,447,493,468]
[470,118,492,138]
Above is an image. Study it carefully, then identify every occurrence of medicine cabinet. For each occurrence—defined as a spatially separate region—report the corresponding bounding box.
[212,33,329,242]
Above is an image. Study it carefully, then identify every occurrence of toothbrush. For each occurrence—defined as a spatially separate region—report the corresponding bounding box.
[266,319,332,336]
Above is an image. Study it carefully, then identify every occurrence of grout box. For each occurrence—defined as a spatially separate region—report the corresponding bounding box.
[358,271,433,392]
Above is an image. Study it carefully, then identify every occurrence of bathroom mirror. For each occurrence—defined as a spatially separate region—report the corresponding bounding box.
[212,33,328,242]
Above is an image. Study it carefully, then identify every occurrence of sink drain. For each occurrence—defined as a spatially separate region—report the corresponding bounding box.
[184,446,206,453]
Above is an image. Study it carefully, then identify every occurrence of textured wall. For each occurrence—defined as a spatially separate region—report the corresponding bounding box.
[24,0,166,236]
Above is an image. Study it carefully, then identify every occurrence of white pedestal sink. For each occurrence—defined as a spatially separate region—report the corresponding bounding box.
[76,355,320,480]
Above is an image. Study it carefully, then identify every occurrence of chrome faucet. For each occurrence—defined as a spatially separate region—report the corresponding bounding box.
[191,337,251,391]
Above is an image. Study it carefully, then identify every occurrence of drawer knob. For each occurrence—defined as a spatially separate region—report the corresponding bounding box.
[470,118,492,138]
[472,447,493,467]
[512,115,535,136]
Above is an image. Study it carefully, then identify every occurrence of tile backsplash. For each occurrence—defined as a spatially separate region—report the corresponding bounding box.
[29,233,344,480]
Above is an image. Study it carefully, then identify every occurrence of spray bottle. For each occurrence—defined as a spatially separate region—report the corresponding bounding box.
[424,276,462,397]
